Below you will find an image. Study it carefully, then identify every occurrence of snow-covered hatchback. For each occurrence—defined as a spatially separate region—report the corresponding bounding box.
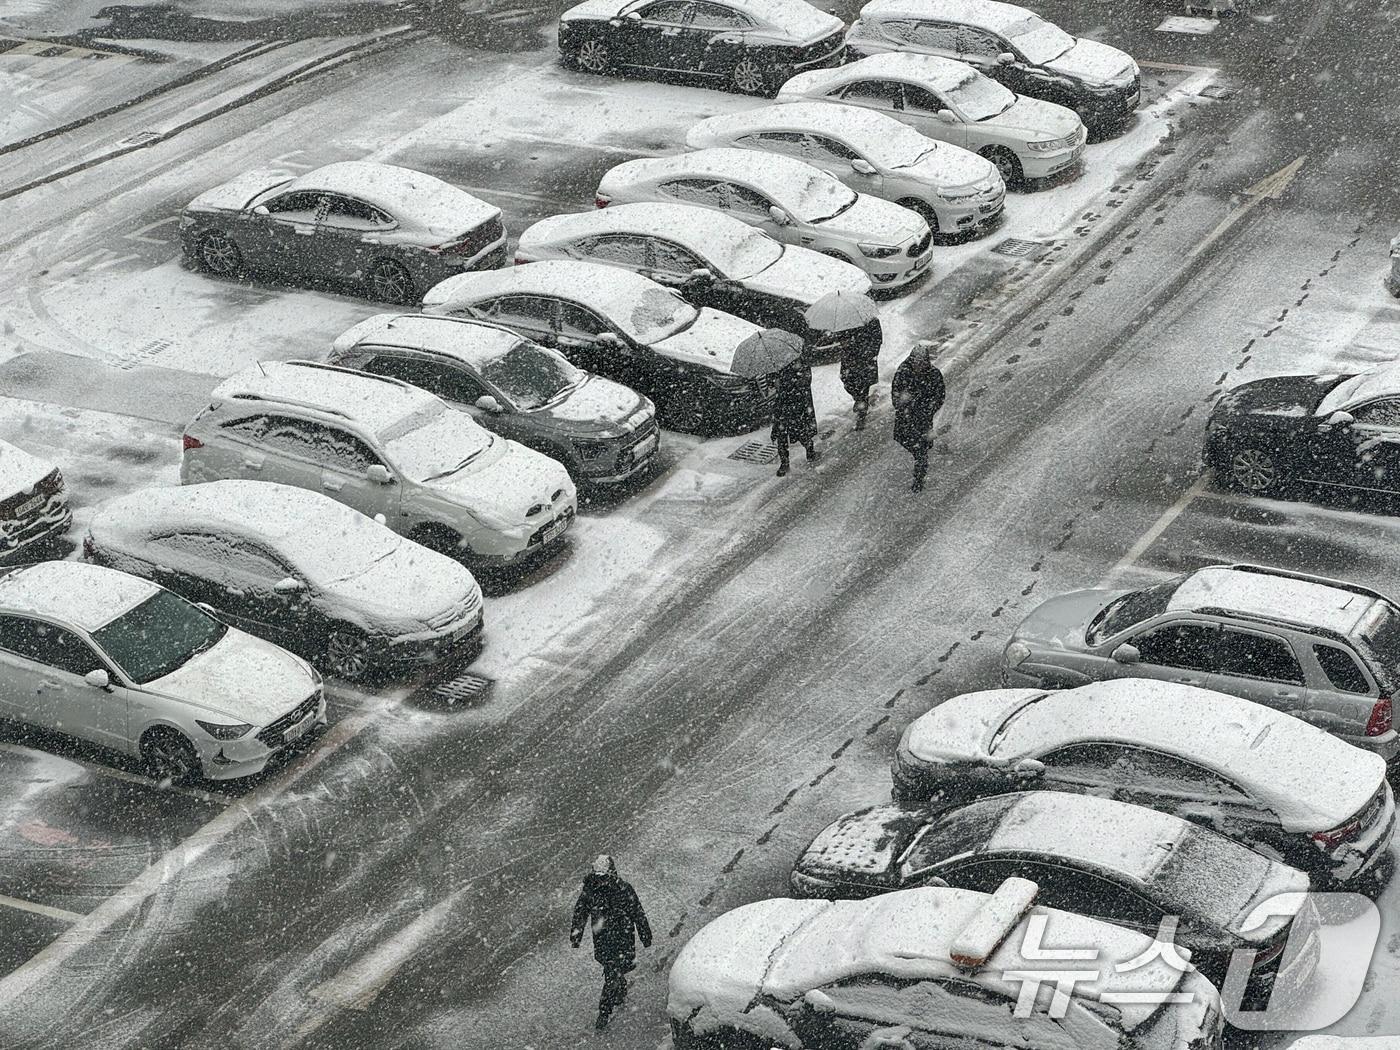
[0,560,325,781]
[0,438,70,561]
[892,681,1396,888]
[687,101,1005,236]
[180,361,577,570]
[669,882,1224,1050]
[84,481,486,682]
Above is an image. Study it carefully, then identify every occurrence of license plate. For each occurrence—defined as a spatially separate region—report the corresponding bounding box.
[1070,144,1085,162]
[14,494,42,516]
[913,253,931,271]
[543,516,569,543]
[633,434,659,461]
[282,713,313,744]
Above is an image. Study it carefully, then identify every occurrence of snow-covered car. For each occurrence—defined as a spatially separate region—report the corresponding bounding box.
[422,260,775,432]
[0,560,325,781]
[515,203,875,354]
[597,147,933,288]
[84,481,486,681]
[180,361,576,570]
[180,161,507,304]
[686,101,1005,236]
[790,791,1319,1001]
[844,0,1141,136]
[778,52,1086,186]
[558,0,845,97]
[1001,563,1400,760]
[891,681,1396,888]
[0,439,70,561]
[328,314,660,486]
[669,881,1225,1050]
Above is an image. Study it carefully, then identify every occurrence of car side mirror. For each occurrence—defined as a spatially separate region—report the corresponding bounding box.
[1324,410,1355,429]
[366,464,394,484]
[475,394,504,414]
[688,267,714,283]
[195,602,218,617]
[803,989,837,1013]
[851,158,877,176]
[84,668,111,690]
[1012,758,1045,779]
[1111,643,1141,664]
[597,331,621,345]
[623,10,641,18]
[252,204,270,216]
[936,109,957,124]
[997,52,1015,65]
[275,576,306,594]
[767,205,791,226]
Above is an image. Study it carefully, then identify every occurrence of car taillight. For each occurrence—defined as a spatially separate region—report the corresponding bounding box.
[595,195,610,208]
[182,434,203,451]
[1365,697,1392,736]
[1312,817,1363,850]
[1253,933,1288,968]
[513,254,530,265]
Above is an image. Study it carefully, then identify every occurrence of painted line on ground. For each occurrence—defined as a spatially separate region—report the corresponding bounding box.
[1139,59,1219,73]
[0,741,232,808]
[460,185,576,207]
[1103,477,1208,583]
[0,893,82,925]
[497,132,666,159]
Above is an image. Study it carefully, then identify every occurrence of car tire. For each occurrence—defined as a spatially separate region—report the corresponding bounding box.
[728,56,770,97]
[898,198,939,235]
[324,629,372,681]
[980,146,1023,189]
[365,258,416,305]
[141,727,201,784]
[574,37,612,75]
[197,230,243,277]
[1222,446,1280,495]
[662,389,710,434]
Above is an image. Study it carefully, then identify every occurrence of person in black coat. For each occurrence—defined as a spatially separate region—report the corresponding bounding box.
[570,855,652,1029]
[891,342,946,492]
[770,357,818,477]
[839,318,883,431]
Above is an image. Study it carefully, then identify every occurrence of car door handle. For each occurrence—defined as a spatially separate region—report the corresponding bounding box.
[1174,676,1205,686]
[242,458,263,471]
[322,476,345,492]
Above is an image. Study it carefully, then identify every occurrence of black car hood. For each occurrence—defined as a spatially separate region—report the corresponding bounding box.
[1214,373,1347,420]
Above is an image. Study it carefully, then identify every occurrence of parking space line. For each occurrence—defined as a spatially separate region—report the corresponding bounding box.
[0,742,233,808]
[1138,59,1219,74]
[498,132,666,159]
[460,185,577,206]
[1102,477,1208,584]
[0,894,82,925]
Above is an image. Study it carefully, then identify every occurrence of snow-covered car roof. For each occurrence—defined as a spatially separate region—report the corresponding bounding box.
[1316,363,1400,416]
[565,0,841,38]
[858,0,1033,33]
[904,681,1385,832]
[796,51,986,93]
[670,887,1190,1034]
[269,161,499,232]
[212,360,441,439]
[691,102,947,169]
[1168,565,1386,636]
[0,438,56,497]
[0,560,160,632]
[333,313,525,370]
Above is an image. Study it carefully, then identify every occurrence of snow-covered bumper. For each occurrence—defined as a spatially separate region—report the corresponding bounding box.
[1020,129,1088,180]
[1317,786,1395,886]
[202,689,327,780]
[0,489,71,560]
[1079,76,1141,134]
[380,606,485,670]
[931,183,1006,234]
[471,504,577,567]
[859,232,934,289]
[570,417,661,484]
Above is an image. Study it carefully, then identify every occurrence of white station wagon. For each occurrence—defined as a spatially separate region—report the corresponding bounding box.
[0,560,325,781]
[687,100,1005,235]
[596,147,933,287]
[779,52,1086,185]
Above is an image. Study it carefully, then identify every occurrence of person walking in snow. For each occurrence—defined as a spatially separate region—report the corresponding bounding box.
[891,342,945,492]
[570,855,652,1030]
[771,357,819,477]
[839,318,883,431]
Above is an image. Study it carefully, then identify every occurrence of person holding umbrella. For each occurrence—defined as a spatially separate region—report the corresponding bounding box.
[730,328,817,477]
[891,341,946,492]
[805,290,883,431]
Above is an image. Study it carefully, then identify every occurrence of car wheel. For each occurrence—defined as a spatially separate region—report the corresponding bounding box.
[198,230,243,276]
[365,259,415,305]
[728,56,769,96]
[981,146,1023,189]
[663,389,710,434]
[141,727,201,784]
[1226,446,1280,494]
[898,197,939,235]
[324,630,372,681]
[575,37,611,74]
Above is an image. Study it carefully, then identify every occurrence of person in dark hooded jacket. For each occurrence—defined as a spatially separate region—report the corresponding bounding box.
[891,341,946,492]
[839,318,883,431]
[770,357,818,477]
[570,855,652,1029]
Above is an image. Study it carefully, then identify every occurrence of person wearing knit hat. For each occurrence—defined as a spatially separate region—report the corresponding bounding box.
[570,854,652,1029]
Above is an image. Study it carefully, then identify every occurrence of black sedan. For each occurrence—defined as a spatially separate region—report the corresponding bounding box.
[180,161,507,304]
[1205,365,1400,499]
[558,0,845,97]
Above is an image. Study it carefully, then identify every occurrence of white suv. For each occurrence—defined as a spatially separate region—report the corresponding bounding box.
[180,361,577,569]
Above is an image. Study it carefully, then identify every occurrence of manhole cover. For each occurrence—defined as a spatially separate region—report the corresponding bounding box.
[1158,14,1220,33]
[992,238,1047,259]
[729,441,779,464]
[426,671,493,707]
[1197,83,1233,100]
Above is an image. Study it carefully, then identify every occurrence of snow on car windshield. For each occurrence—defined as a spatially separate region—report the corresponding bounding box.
[481,342,583,410]
[619,287,698,343]
[945,70,1016,122]
[1087,577,1183,644]
[383,402,493,482]
[92,590,228,685]
[1004,15,1075,65]
[712,228,784,279]
[787,172,857,222]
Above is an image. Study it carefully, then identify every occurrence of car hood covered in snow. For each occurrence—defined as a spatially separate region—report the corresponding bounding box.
[652,308,758,373]
[1214,374,1334,420]
[147,628,316,725]
[745,246,871,306]
[997,95,1083,141]
[316,545,481,638]
[904,143,999,190]
[185,168,292,213]
[816,191,927,247]
[536,375,649,434]
[1044,37,1137,88]
[423,440,573,527]
[0,439,56,498]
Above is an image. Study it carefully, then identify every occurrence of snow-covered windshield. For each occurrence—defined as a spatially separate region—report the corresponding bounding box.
[860,122,941,169]
[617,287,698,344]
[945,71,1016,122]
[481,342,582,410]
[786,171,857,223]
[1003,15,1075,65]
[383,402,493,482]
[712,228,784,279]
[92,590,228,685]
[1087,577,1184,644]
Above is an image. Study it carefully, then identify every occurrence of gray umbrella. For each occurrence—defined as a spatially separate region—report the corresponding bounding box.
[803,288,879,332]
[731,328,804,379]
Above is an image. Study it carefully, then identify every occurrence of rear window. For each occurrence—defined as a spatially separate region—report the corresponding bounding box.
[1087,577,1183,644]
[1150,827,1266,931]
[1354,601,1400,691]
[901,797,1017,874]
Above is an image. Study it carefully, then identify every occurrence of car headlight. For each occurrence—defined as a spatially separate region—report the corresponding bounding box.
[1003,640,1032,669]
[938,187,980,201]
[858,242,900,259]
[196,720,253,740]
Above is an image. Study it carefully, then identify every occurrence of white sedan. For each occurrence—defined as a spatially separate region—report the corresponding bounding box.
[0,560,325,781]
[596,147,933,288]
[687,100,1005,236]
[778,52,1086,186]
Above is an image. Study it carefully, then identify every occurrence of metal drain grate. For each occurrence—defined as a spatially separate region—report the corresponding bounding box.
[992,238,1047,258]
[729,441,779,464]
[1196,83,1233,100]
[427,671,494,707]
